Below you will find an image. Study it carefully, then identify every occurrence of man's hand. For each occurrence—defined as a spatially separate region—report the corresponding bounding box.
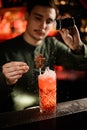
[2,61,29,85]
[59,25,84,52]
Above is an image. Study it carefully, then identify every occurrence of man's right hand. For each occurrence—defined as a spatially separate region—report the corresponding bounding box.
[2,61,29,85]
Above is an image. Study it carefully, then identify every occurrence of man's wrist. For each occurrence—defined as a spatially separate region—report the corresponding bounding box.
[71,45,84,55]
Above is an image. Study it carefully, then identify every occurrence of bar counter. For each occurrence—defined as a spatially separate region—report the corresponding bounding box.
[0,97,87,129]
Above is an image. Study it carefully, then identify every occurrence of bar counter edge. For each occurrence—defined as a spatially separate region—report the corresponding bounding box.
[0,97,87,128]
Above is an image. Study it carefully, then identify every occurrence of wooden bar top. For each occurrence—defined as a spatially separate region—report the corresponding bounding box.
[0,98,87,128]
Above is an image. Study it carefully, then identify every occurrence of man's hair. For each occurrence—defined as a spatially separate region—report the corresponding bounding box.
[26,0,59,18]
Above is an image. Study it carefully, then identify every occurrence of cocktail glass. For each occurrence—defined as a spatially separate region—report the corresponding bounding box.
[38,67,57,113]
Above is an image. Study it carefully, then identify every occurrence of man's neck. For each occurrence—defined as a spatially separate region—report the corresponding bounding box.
[23,33,43,46]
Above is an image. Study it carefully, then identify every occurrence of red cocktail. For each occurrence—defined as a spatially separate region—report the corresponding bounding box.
[38,67,56,113]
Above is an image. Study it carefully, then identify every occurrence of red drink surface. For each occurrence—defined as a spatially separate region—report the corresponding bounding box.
[38,70,56,113]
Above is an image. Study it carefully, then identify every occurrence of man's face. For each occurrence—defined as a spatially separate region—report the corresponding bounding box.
[25,5,56,44]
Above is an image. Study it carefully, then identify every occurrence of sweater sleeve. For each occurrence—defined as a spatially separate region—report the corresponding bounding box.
[53,37,87,70]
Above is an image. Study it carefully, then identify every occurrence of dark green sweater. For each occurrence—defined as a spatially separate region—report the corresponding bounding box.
[0,34,87,112]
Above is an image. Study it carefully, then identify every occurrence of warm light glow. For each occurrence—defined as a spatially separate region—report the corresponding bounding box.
[85,27,87,33]
[54,66,86,80]
[12,93,39,110]
[0,7,26,41]
[80,27,85,33]
[60,0,66,5]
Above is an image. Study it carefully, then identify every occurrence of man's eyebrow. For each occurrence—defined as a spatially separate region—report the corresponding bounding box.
[33,13,55,21]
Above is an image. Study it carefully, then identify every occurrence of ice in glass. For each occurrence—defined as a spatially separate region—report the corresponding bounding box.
[38,67,57,113]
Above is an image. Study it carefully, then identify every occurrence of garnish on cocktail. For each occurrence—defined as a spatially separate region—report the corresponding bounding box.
[34,54,45,74]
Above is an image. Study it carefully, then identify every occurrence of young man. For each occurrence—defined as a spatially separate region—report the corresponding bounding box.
[0,0,87,112]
